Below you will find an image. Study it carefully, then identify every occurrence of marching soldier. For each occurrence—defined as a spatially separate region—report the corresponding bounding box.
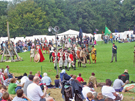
[63,49,68,70]
[57,48,63,70]
[52,48,57,69]
[67,51,76,70]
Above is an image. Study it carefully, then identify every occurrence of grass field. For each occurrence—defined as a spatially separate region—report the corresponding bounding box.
[0,41,135,100]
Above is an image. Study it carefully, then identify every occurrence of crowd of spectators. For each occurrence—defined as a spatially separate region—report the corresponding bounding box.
[0,35,97,54]
[102,33,135,44]
[0,65,134,101]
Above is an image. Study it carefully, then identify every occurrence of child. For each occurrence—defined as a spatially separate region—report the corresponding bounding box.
[1,92,9,101]
[3,74,10,86]
[88,82,95,92]
[30,46,35,62]
[12,89,31,101]
[94,40,96,45]
[28,71,32,77]
[97,93,104,101]
[86,92,95,101]
[76,73,84,83]
[54,75,60,88]
[8,78,22,94]
[37,71,42,79]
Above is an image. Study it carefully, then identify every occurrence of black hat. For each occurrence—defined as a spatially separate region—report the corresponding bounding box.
[58,48,62,51]
[67,51,70,53]
[53,48,56,51]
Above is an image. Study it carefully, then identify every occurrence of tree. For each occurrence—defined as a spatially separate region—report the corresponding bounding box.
[8,0,49,37]
[0,1,8,37]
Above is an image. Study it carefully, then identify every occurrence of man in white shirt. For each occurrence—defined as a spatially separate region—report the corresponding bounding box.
[21,73,29,85]
[27,76,54,101]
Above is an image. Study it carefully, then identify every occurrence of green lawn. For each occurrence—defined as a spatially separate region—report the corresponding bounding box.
[0,41,135,100]
[0,41,135,82]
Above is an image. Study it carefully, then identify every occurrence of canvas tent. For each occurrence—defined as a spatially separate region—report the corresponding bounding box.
[14,37,25,43]
[25,36,34,41]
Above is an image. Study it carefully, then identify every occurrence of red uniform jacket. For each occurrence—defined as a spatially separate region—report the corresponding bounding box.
[69,54,73,61]
[52,52,56,62]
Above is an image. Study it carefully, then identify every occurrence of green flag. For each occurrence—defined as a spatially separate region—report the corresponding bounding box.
[105,26,112,35]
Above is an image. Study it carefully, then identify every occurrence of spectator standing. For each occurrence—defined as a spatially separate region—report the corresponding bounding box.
[110,43,117,63]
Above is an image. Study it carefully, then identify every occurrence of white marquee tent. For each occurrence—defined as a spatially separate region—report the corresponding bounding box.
[0,30,134,44]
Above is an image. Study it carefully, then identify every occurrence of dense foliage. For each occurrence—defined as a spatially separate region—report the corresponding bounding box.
[0,0,135,37]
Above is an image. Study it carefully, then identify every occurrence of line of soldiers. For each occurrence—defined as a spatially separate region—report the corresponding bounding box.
[51,45,97,71]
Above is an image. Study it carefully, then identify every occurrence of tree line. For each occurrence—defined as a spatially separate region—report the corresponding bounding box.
[0,0,135,37]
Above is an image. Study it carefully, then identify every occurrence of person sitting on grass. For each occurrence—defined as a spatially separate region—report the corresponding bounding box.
[60,69,71,82]
[76,73,84,83]
[0,85,13,101]
[27,76,54,101]
[82,82,96,99]
[88,73,97,88]
[28,71,32,77]
[113,75,128,92]
[104,98,113,101]
[1,92,10,101]
[86,92,95,101]
[102,79,123,101]
[122,83,135,93]
[41,73,54,88]
[54,75,60,88]
[4,66,12,78]
[3,73,10,86]
[0,86,7,99]
[37,71,42,79]
[97,93,104,101]
[8,78,22,94]
[23,75,34,96]
[20,73,29,85]
[12,89,31,101]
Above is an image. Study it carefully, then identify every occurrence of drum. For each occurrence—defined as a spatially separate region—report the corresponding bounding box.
[34,53,40,63]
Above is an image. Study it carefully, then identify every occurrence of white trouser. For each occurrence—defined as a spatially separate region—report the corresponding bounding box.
[68,60,74,68]
[59,58,63,67]
[53,59,57,66]
[64,58,68,66]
